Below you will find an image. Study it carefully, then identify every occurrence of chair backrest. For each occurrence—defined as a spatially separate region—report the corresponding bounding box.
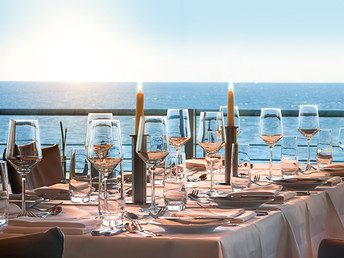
[318,238,344,258]
[0,227,64,258]
[4,144,65,193]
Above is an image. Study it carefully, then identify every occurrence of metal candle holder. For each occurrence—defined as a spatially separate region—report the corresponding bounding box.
[130,134,147,205]
[224,126,238,184]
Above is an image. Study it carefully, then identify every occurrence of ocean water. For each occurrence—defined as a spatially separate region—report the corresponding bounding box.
[1,82,344,167]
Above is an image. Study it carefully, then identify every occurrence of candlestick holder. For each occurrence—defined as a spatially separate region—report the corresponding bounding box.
[130,134,147,205]
[223,126,238,184]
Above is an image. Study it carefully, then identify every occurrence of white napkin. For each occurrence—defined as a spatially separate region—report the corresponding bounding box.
[269,191,297,203]
[170,208,245,219]
[231,211,256,223]
[324,176,342,186]
[186,159,207,172]
[33,183,70,200]
[5,206,100,235]
[228,185,283,198]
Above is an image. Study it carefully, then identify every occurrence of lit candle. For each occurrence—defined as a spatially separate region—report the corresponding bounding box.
[135,82,144,135]
[227,82,235,127]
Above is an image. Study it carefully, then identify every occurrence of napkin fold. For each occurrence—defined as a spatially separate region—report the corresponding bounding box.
[228,185,282,198]
[5,206,100,235]
[33,183,70,200]
[186,159,207,172]
[269,191,297,203]
[319,163,344,176]
[231,211,256,223]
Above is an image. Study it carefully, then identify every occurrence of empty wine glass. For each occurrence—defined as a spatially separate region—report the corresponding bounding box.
[87,119,124,226]
[259,108,283,178]
[197,112,226,196]
[85,113,113,149]
[166,109,191,159]
[6,120,42,216]
[219,106,240,134]
[136,116,170,212]
[298,105,319,172]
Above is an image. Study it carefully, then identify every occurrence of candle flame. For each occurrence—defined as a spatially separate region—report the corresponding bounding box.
[137,82,143,93]
[228,82,234,92]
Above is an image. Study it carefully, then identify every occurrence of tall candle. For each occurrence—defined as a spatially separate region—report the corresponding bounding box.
[227,83,235,127]
[135,83,144,135]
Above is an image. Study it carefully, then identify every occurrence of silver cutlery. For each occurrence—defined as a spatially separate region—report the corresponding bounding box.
[251,175,272,186]
[31,202,64,212]
[125,222,152,237]
[38,206,62,218]
[91,227,112,236]
[188,190,210,204]
[148,207,167,219]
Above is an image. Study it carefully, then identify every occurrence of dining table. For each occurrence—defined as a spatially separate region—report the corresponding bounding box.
[1,163,344,258]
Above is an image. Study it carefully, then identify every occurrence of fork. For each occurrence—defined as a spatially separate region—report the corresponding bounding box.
[188,190,210,204]
[133,220,161,237]
[149,207,167,219]
[17,210,37,217]
[251,175,271,186]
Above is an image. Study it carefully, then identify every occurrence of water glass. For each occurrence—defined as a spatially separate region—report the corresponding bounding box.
[164,153,187,211]
[281,136,299,178]
[231,144,251,192]
[0,162,9,231]
[317,129,333,168]
[69,148,92,203]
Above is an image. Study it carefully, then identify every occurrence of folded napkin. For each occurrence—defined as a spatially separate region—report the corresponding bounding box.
[231,211,256,223]
[33,183,70,200]
[319,163,344,176]
[170,207,245,219]
[280,173,329,181]
[186,159,207,172]
[269,191,297,203]
[324,176,342,186]
[5,206,100,235]
[228,185,283,198]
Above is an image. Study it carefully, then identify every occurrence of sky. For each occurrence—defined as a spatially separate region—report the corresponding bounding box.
[0,0,344,82]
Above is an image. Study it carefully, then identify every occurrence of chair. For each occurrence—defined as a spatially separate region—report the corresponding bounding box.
[0,227,64,258]
[4,144,65,193]
[318,238,344,258]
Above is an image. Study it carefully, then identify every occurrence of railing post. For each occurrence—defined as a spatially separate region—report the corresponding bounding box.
[185,109,196,159]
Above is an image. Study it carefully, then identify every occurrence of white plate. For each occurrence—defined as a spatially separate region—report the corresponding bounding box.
[150,218,230,233]
[209,196,274,208]
[271,179,326,190]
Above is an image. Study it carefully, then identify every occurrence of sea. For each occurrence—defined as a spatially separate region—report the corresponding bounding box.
[1,81,344,169]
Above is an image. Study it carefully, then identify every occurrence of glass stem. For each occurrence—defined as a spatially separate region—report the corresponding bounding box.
[21,174,26,212]
[150,166,157,209]
[210,157,214,195]
[307,139,311,168]
[269,146,273,178]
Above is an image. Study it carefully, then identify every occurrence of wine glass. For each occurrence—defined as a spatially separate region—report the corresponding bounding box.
[85,113,113,149]
[219,106,240,134]
[338,128,344,150]
[197,112,226,196]
[87,119,124,226]
[136,116,170,212]
[6,120,42,216]
[298,105,319,172]
[259,108,283,178]
[166,109,191,158]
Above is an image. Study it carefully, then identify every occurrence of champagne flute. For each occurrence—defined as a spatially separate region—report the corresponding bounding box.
[219,106,240,134]
[87,119,124,225]
[259,108,283,178]
[6,120,42,216]
[166,109,191,158]
[298,105,319,172]
[197,112,226,196]
[136,116,170,212]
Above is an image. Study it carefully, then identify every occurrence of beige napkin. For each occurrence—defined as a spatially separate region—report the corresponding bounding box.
[231,211,256,223]
[33,183,70,200]
[170,207,245,219]
[229,185,283,198]
[269,191,297,203]
[186,159,207,172]
[5,206,100,235]
[280,173,329,181]
[319,163,344,176]
[324,176,342,186]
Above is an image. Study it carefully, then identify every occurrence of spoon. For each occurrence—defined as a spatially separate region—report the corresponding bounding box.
[31,202,63,212]
[39,206,62,218]
[124,223,152,237]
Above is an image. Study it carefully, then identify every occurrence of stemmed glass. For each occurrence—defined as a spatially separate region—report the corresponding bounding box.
[6,120,42,216]
[197,112,226,196]
[298,105,319,172]
[219,106,240,134]
[339,128,344,150]
[259,108,283,178]
[136,116,170,212]
[87,119,124,225]
[166,109,191,158]
[85,113,113,149]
